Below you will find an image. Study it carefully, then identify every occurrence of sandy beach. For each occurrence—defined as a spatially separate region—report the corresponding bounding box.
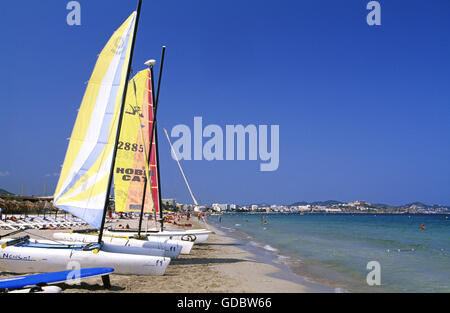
[0,215,313,293]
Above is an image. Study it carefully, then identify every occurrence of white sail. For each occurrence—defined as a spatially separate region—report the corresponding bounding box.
[53,12,137,229]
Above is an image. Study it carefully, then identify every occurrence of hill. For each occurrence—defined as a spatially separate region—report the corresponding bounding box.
[290,200,345,206]
[0,188,13,195]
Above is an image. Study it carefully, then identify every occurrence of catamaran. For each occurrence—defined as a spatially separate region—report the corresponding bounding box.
[55,47,211,248]
[0,0,171,275]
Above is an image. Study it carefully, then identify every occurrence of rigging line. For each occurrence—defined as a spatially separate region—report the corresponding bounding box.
[163,128,199,206]
[21,229,67,245]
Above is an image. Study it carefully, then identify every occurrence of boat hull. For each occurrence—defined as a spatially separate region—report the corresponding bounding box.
[53,233,185,257]
[28,238,167,258]
[0,245,170,275]
[104,229,211,244]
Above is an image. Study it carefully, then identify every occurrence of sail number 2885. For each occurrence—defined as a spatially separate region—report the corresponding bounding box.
[118,141,144,152]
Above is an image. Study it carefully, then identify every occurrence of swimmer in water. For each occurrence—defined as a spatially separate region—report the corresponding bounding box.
[420,224,426,231]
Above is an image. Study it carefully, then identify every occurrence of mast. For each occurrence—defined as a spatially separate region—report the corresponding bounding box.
[137,63,156,236]
[154,47,166,231]
[163,128,199,206]
[98,0,142,244]
[155,47,166,231]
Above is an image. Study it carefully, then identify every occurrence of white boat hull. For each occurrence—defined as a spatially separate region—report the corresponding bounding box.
[104,229,211,244]
[162,229,212,243]
[0,245,170,276]
[28,238,167,258]
[52,233,186,257]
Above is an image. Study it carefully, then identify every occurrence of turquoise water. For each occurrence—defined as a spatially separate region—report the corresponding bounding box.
[209,213,450,292]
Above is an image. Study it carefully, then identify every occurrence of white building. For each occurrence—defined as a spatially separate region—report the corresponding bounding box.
[212,203,230,212]
[325,208,342,213]
[218,204,230,211]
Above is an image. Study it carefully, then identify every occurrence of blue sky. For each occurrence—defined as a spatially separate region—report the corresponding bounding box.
[0,0,449,206]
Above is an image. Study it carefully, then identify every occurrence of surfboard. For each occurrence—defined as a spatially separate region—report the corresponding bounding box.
[0,267,114,291]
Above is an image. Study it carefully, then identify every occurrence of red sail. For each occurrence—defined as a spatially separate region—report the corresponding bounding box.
[146,70,160,215]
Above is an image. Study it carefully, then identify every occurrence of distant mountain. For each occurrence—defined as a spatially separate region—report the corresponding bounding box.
[288,200,449,211]
[0,188,13,195]
[405,202,428,208]
[290,200,345,206]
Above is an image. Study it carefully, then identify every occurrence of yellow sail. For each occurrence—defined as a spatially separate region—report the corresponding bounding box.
[53,12,137,228]
[114,69,155,213]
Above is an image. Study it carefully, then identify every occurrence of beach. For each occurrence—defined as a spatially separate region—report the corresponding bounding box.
[0,216,313,293]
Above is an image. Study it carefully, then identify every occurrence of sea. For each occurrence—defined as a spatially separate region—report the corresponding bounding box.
[208,213,449,293]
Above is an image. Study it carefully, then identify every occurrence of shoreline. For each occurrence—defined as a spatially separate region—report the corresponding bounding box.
[204,220,333,293]
[207,218,352,293]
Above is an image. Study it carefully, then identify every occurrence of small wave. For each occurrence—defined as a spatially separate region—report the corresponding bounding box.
[235,224,241,227]
[276,255,291,264]
[264,244,278,252]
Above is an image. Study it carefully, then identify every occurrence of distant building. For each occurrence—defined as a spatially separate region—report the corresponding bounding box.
[348,200,371,207]
[325,208,342,213]
[312,206,328,212]
[162,199,176,207]
[212,203,231,212]
[297,205,311,211]
[251,205,258,211]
